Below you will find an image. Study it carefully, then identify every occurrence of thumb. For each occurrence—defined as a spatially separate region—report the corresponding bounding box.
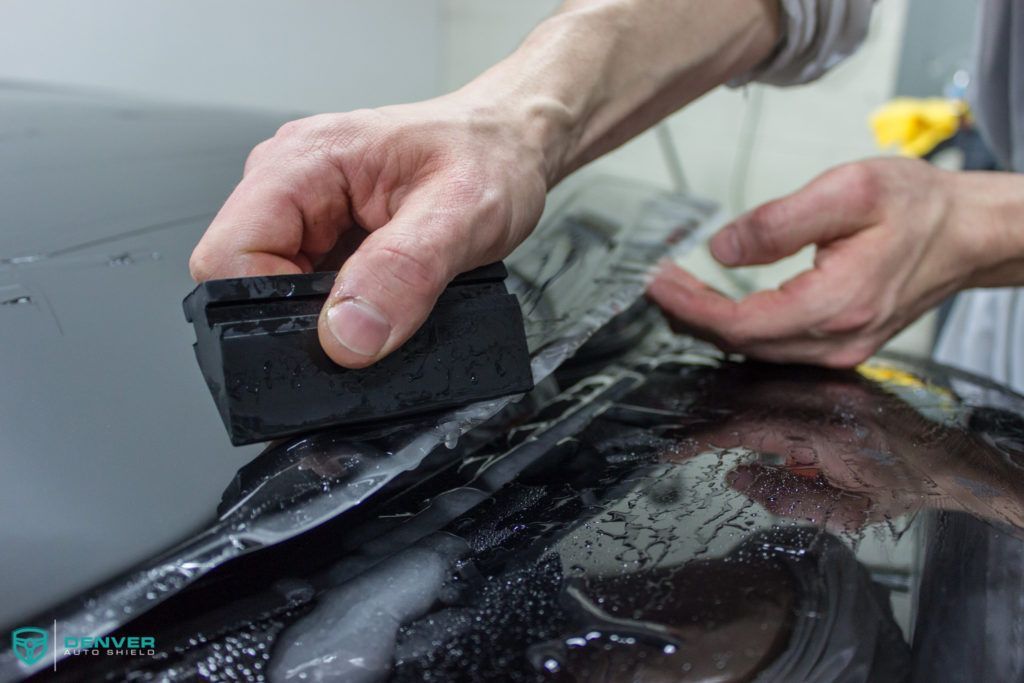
[709,163,879,267]
[317,195,476,369]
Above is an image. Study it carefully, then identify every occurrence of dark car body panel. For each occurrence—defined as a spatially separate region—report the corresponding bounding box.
[32,339,1024,683]
[0,83,288,626]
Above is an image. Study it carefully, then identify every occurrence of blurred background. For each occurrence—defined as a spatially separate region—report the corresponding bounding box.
[0,0,979,357]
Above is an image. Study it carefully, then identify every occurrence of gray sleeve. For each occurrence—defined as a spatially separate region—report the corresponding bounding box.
[731,0,876,87]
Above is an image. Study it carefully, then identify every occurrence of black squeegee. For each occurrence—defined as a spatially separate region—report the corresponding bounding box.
[183,262,534,446]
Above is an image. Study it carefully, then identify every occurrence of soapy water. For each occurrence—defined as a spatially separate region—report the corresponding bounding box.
[47,334,1024,682]
[0,178,718,680]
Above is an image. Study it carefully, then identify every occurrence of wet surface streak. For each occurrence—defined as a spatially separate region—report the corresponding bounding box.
[2,177,717,683]
[49,341,1024,682]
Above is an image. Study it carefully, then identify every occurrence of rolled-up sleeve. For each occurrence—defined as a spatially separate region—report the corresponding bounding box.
[731,0,876,87]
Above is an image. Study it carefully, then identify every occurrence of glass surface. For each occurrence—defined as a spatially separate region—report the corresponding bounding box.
[46,335,1024,682]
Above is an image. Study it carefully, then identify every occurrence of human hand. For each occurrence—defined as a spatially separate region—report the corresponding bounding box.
[189,95,550,368]
[648,158,982,367]
[664,362,1024,533]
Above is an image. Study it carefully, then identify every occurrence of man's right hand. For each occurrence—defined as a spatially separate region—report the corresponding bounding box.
[190,0,783,369]
[189,95,550,368]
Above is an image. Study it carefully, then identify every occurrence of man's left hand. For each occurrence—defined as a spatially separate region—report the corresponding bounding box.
[649,157,982,367]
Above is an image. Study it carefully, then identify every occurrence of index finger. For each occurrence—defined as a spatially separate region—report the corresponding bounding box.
[709,163,880,267]
[647,261,852,347]
[189,155,353,281]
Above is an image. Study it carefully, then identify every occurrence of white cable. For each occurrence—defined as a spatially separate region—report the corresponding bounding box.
[721,86,766,295]
[655,122,689,193]
[728,85,765,215]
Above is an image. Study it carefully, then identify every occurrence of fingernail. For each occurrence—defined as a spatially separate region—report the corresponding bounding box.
[326,297,391,357]
[710,228,742,266]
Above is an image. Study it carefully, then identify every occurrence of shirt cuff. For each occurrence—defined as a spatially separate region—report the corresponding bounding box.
[730,0,875,88]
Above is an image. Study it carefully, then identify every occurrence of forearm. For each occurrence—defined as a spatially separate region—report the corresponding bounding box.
[454,0,781,185]
[952,170,1024,288]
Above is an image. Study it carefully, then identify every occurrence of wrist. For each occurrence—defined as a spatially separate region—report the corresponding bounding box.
[451,11,602,187]
[949,170,1024,288]
[445,83,573,190]
[451,0,782,188]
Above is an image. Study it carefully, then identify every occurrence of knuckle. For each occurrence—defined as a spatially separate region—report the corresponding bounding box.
[322,109,380,139]
[244,139,274,172]
[274,118,306,139]
[312,111,384,162]
[275,114,366,152]
[745,204,787,255]
[749,202,783,231]
[188,247,216,282]
[469,185,509,234]
[249,187,300,222]
[437,172,514,245]
[819,306,877,335]
[375,240,447,295]
[832,163,881,212]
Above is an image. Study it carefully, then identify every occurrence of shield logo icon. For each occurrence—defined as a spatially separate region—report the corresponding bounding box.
[11,627,48,666]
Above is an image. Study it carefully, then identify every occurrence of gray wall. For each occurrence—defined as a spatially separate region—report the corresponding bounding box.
[895,0,979,97]
[0,0,442,113]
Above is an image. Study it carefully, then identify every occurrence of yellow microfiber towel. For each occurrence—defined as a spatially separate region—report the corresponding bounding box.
[870,98,969,158]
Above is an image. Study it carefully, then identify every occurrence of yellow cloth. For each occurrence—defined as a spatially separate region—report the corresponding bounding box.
[870,98,969,157]
[857,362,958,423]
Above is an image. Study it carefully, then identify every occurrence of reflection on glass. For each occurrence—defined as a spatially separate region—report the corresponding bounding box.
[60,340,1024,682]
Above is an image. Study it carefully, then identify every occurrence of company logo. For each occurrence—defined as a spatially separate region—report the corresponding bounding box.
[11,627,48,666]
[10,625,158,670]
